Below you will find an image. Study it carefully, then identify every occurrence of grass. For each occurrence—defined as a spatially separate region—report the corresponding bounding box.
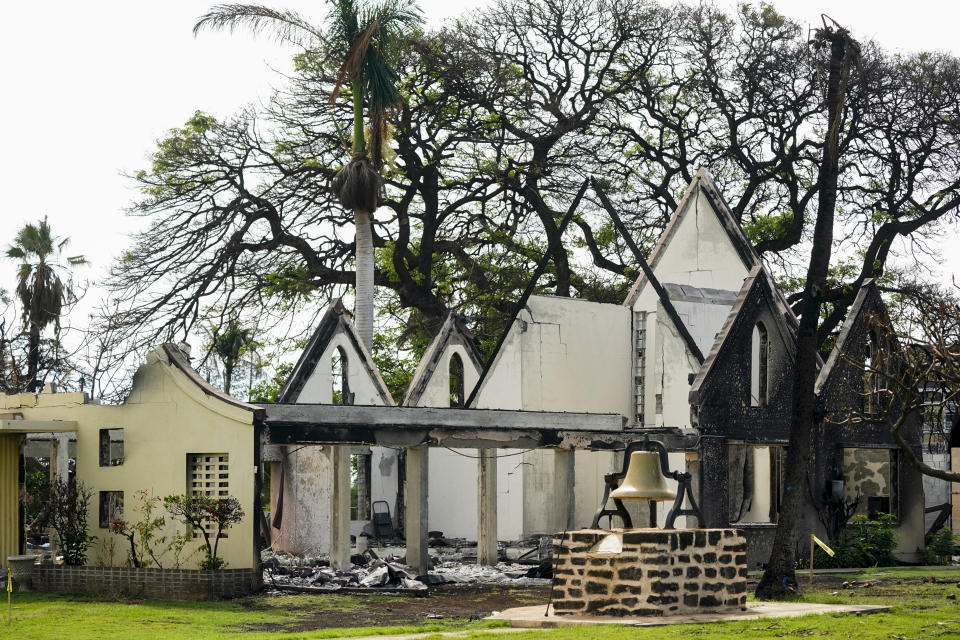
[4,567,960,639]
[3,592,503,640]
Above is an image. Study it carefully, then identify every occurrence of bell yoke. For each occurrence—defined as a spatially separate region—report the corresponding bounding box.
[591,437,704,529]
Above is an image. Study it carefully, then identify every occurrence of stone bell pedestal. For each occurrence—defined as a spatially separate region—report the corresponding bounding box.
[551,529,747,617]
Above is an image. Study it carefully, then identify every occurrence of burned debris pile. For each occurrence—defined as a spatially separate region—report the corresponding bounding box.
[262,536,553,593]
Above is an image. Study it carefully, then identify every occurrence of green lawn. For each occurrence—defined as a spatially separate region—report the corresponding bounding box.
[3,591,503,640]
[5,567,960,639]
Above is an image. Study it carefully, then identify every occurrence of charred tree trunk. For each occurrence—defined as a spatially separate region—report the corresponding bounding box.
[27,323,40,392]
[223,361,234,396]
[756,26,855,600]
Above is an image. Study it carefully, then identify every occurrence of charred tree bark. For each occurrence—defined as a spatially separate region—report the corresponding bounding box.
[756,25,855,600]
[223,361,234,396]
[26,324,41,392]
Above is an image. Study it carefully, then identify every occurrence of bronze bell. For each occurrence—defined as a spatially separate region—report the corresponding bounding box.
[609,451,677,501]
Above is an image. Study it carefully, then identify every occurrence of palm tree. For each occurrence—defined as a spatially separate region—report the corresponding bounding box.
[194,0,423,352]
[210,320,259,396]
[5,217,81,391]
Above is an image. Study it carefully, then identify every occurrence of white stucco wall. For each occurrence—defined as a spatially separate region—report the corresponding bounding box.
[410,337,527,541]
[299,333,390,406]
[475,296,632,415]
[629,184,750,430]
[426,447,526,540]
[640,186,750,293]
[279,327,396,554]
[673,298,737,356]
[652,308,700,428]
[473,327,523,411]
[516,296,632,415]
[415,343,480,408]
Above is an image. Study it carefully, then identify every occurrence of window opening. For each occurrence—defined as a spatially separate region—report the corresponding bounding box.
[842,447,898,520]
[331,346,351,405]
[449,352,465,407]
[99,428,124,466]
[729,445,783,524]
[187,453,230,537]
[750,322,769,407]
[99,491,123,528]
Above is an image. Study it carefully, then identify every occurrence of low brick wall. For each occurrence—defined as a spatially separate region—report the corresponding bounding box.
[552,528,747,617]
[33,566,260,600]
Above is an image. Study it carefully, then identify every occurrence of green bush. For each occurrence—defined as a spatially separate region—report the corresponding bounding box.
[924,527,958,565]
[163,494,244,570]
[800,513,899,569]
[44,479,97,565]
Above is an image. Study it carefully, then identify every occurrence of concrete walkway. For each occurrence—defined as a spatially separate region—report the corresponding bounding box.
[488,601,889,628]
[334,602,889,640]
[338,629,529,640]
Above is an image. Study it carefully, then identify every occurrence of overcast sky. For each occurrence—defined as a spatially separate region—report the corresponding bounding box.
[1,0,958,310]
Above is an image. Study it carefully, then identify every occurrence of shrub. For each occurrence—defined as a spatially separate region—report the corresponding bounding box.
[800,513,899,569]
[44,479,97,565]
[163,494,244,570]
[109,490,169,568]
[924,527,958,565]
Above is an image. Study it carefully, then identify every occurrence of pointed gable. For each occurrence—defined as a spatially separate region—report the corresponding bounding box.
[624,168,761,309]
[689,266,796,409]
[279,299,394,405]
[814,279,888,400]
[401,313,484,407]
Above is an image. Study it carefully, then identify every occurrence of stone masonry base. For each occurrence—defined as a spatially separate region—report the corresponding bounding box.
[32,565,260,600]
[552,528,747,617]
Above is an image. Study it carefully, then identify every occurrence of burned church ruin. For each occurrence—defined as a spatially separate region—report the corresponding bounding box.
[258,168,926,568]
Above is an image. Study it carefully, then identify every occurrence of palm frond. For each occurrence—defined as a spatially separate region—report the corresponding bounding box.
[370,0,423,36]
[328,0,422,108]
[330,18,380,106]
[325,0,361,52]
[363,46,403,111]
[10,216,55,263]
[193,4,324,48]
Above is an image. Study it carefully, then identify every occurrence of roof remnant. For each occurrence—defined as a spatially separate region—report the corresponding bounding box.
[278,299,394,405]
[622,168,761,309]
[402,312,484,407]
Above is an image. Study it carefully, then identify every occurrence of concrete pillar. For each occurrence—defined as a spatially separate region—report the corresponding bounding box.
[357,452,371,521]
[49,434,70,486]
[329,445,351,570]
[477,448,498,565]
[278,446,331,555]
[554,448,576,530]
[685,451,701,528]
[404,446,429,575]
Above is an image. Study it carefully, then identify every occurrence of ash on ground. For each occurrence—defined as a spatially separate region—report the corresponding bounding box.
[262,535,553,593]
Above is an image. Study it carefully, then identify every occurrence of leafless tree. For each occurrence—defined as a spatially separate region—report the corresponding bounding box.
[837,294,960,483]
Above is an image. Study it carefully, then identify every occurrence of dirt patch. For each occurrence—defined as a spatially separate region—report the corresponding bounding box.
[238,584,551,633]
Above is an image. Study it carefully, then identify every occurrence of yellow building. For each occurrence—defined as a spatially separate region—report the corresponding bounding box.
[1,344,262,569]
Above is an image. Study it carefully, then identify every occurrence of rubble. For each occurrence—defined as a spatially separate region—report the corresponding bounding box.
[261,539,553,593]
